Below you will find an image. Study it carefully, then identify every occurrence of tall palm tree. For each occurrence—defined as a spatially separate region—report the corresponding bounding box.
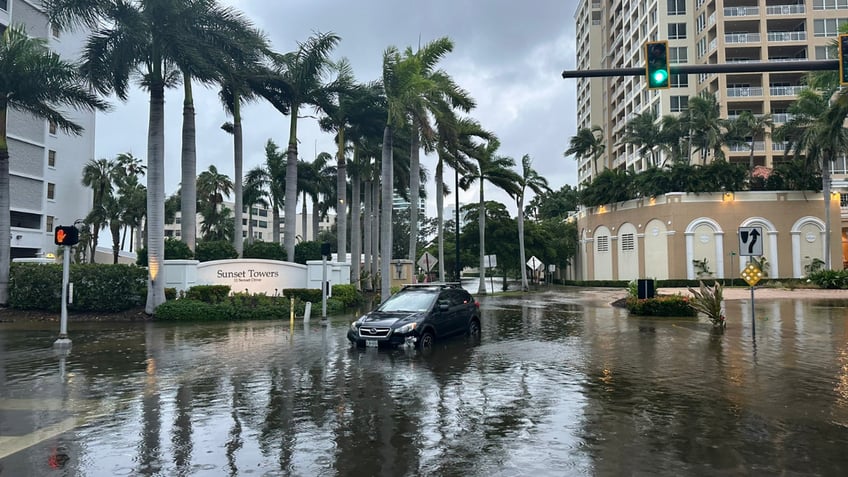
[0,24,107,303]
[243,174,268,245]
[658,114,688,165]
[47,0,249,313]
[736,111,773,174]
[684,94,726,164]
[460,139,521,294]
[81,158,115,262]
[269,31,340,263]
[620,111,662,168]
[565,125,605,179]
[196,165,233,241]
[516,155,550,291]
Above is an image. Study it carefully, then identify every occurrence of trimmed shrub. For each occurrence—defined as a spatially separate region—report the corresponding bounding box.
[243,241,287,261]
[195,240,238,262]
[294,241,322,264]
[807,269,848,289]
[625,294,697,317]
[184,285,231,303]
[283,288,323,303]
[155,295,296,321]
[331,284,363,307]
[136,238,194,266]
[9,263,146,312]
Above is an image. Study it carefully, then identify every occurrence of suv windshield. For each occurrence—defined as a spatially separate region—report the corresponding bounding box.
[378,289,439,312]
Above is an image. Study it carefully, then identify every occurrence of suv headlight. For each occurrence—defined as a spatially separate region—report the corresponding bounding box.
[396,322,417,334]
[350,319,362,330]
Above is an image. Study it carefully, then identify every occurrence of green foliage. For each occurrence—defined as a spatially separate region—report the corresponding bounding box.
[331,284,363,307]
[154,291,352,321]
[807,269,848,289]
[294,241,322,264]
[165,288,177,301]
[195,240,238,262]
[136,238,195,266]
[687,281,725,328]
[9,263,146,312]
[283,288,323,302]
[625,294,697,317]
[184,285,231,303]
[805,258,826,275]
[243,241,287,261]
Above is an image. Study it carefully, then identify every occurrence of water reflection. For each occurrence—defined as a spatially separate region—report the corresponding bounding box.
[1,293,848,475]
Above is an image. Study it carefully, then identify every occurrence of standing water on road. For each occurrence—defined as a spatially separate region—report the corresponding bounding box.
[2,288,848,476]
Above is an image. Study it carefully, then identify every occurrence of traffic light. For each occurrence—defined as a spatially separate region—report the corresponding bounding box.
[54,226,79,246]
[840,34,848,86]
[645,41,670,89]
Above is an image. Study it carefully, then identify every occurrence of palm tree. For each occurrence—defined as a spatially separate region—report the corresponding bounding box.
[81,158,115,262]
[243,174,268,245]
[0,24,107,303]
[565,125,605,179]
[460,139,521,294]
[516,155,550,291]
[620,111,662,168]
[196,165,233,241]
[46,0,250,313]
[658,114,688,165]
[269,31,340,264]
[684,94,726,164]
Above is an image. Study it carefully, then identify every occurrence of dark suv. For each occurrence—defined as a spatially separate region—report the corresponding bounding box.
[347,283,480,351]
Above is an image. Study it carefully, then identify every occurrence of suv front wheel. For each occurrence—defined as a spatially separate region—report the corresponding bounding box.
[417,330,435,351]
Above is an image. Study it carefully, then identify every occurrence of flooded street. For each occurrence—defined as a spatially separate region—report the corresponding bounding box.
[2,288,848,476]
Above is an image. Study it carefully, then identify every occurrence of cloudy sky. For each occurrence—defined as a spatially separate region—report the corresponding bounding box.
[93,0,579,216]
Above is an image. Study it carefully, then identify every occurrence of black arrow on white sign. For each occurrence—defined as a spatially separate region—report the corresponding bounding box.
[747,228,760,254]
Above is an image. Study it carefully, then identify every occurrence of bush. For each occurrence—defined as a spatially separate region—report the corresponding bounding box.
[282,288,323,303]
[184,285,231,303]
[331,284,363,307]
[136,238,194,266]
[165,287,177,301]
[155,295,296,321]
[243,241,287,261]
[807,269,848,289]
[195,240,238,262]
[294,241,322,264]
[625,294,697,317]
[9,263,147,312]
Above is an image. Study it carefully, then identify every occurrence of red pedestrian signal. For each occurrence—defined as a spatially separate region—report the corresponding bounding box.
[54,226,79,246]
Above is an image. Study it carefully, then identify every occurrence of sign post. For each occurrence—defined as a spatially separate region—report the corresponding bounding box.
[740,263,763,337]
[53,225,79,348]
[417,252,438,282]
[527,256,541,285]
[484,255,497,292]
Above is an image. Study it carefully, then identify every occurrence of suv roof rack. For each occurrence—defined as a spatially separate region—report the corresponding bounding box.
[402,282,463,289]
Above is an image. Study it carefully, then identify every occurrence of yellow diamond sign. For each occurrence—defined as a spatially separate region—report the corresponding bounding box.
[741,263,762,287]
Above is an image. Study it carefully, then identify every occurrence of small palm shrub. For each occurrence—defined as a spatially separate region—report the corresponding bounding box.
[687,281,725,329]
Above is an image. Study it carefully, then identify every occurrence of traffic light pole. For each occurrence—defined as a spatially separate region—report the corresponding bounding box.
[54,245,72,348]
[562,59,838,79]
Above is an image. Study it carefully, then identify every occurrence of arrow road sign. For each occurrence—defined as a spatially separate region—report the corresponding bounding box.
[738,226,763,256]
[527,256,543,270]
[417,252,438,272]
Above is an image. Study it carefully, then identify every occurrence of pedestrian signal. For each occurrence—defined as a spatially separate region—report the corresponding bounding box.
[54,226,79,246]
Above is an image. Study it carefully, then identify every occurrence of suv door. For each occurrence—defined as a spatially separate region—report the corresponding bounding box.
[441,289,469,336]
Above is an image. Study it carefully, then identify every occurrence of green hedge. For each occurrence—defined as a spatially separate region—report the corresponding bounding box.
[243,241,287,261]
[9,263,147,312]
[195,240,238,262]
[184,285,231,303]
[154,298,292,321]
[331,284,363,307]
[136,238,194,266]
[807,269,848,289]
[283,288,323,303]
[625,294,697,317]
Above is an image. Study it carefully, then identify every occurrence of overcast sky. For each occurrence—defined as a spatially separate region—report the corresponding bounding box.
[93,0,579,217]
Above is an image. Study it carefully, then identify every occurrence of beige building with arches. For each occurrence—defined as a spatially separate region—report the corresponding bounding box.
[574,191,842,281]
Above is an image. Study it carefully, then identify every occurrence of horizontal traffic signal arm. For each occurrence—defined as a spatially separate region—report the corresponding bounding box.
[562,59,838,79]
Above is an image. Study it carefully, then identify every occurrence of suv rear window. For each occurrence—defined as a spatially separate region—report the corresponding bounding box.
[378,289,439,312]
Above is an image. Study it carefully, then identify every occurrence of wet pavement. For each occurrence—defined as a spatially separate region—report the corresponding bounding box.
[2,288,848,476]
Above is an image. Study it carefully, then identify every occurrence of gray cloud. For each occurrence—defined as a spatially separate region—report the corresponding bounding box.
[94,0,579,214]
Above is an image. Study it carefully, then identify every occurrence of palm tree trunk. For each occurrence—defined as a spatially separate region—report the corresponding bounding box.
[145,78,167,314]
[351,167,362,290]
[284,109,299,263]
[111,222,121,264]
[312,198,319,241]
[380,126,393,301]
[247,209,254,245]
[180,73,197,253]
[0,113,10,304]
[232,94,244,257]
[477,180,486,295]
[272,202,281,246]
[436,157,445,282]
[408,123,420,264]
[518,196,528,291]
[823,156,833,270]
[363,179,372,291]
[89,224,99,263]
[336,128,347,262]
[748,139,755,174]
[301,193,308,241]
[372,176,380,291]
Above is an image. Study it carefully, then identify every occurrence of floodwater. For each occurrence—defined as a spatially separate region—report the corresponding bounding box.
[2,288,848,476]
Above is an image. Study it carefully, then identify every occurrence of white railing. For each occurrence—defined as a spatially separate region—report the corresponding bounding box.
[727,87,763,97]
[766,4,805,15]
[726,33,760,43]
[709,38,717,52]
[772,113,794,123]
[772,141,788,152]
[727,58,759,63]
[709,12,716,26]
[770,85,803,96]
[724,6,759,16]
[767,31,807,42]
[768,57,808,62]
[728,141,765,152]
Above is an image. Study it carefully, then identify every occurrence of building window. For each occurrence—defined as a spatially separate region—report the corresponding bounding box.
[258,209,268,217]
[49,120,57,135]
[46,215,54,233]
[668,23,687,39]
[0,0,7,12]
[48,150,56,168]
[814,18,848,37]
[47,183,55,200]
[259,220,267,228]
[814,0,848,11]
[816,46,837,59]
[670,74,689,88]
[621,234,635,251]
[671,96,689,112]
[51,23,60,39]
[165,230,174,237]
[597,235,609,252]
[667,0,686,15]
[175,217,181,224]
[669,47,688,64]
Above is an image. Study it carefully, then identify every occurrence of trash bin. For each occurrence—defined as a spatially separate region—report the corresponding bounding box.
[637,279,655,299]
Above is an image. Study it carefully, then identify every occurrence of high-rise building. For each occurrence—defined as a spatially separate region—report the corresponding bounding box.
[573,0,847,189]
[2,1,96,259]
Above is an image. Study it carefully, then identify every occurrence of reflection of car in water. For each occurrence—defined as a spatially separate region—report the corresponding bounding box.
[347,283,480,351]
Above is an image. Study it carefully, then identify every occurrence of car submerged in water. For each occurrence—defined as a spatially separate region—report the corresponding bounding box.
[347,283,481,351]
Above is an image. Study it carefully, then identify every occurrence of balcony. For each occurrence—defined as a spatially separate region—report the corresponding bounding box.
[767,4,805,15]
[729,141,765,152]
[727,87,763,97]
[726,33,761,44]
[771,113,794,123]
[770,85,803,96]
[767,31,807,42]
[724,6,759,16]
[772,141,788,152]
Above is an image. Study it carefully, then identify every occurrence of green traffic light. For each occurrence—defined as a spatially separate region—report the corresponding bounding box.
[652,70,668,86]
